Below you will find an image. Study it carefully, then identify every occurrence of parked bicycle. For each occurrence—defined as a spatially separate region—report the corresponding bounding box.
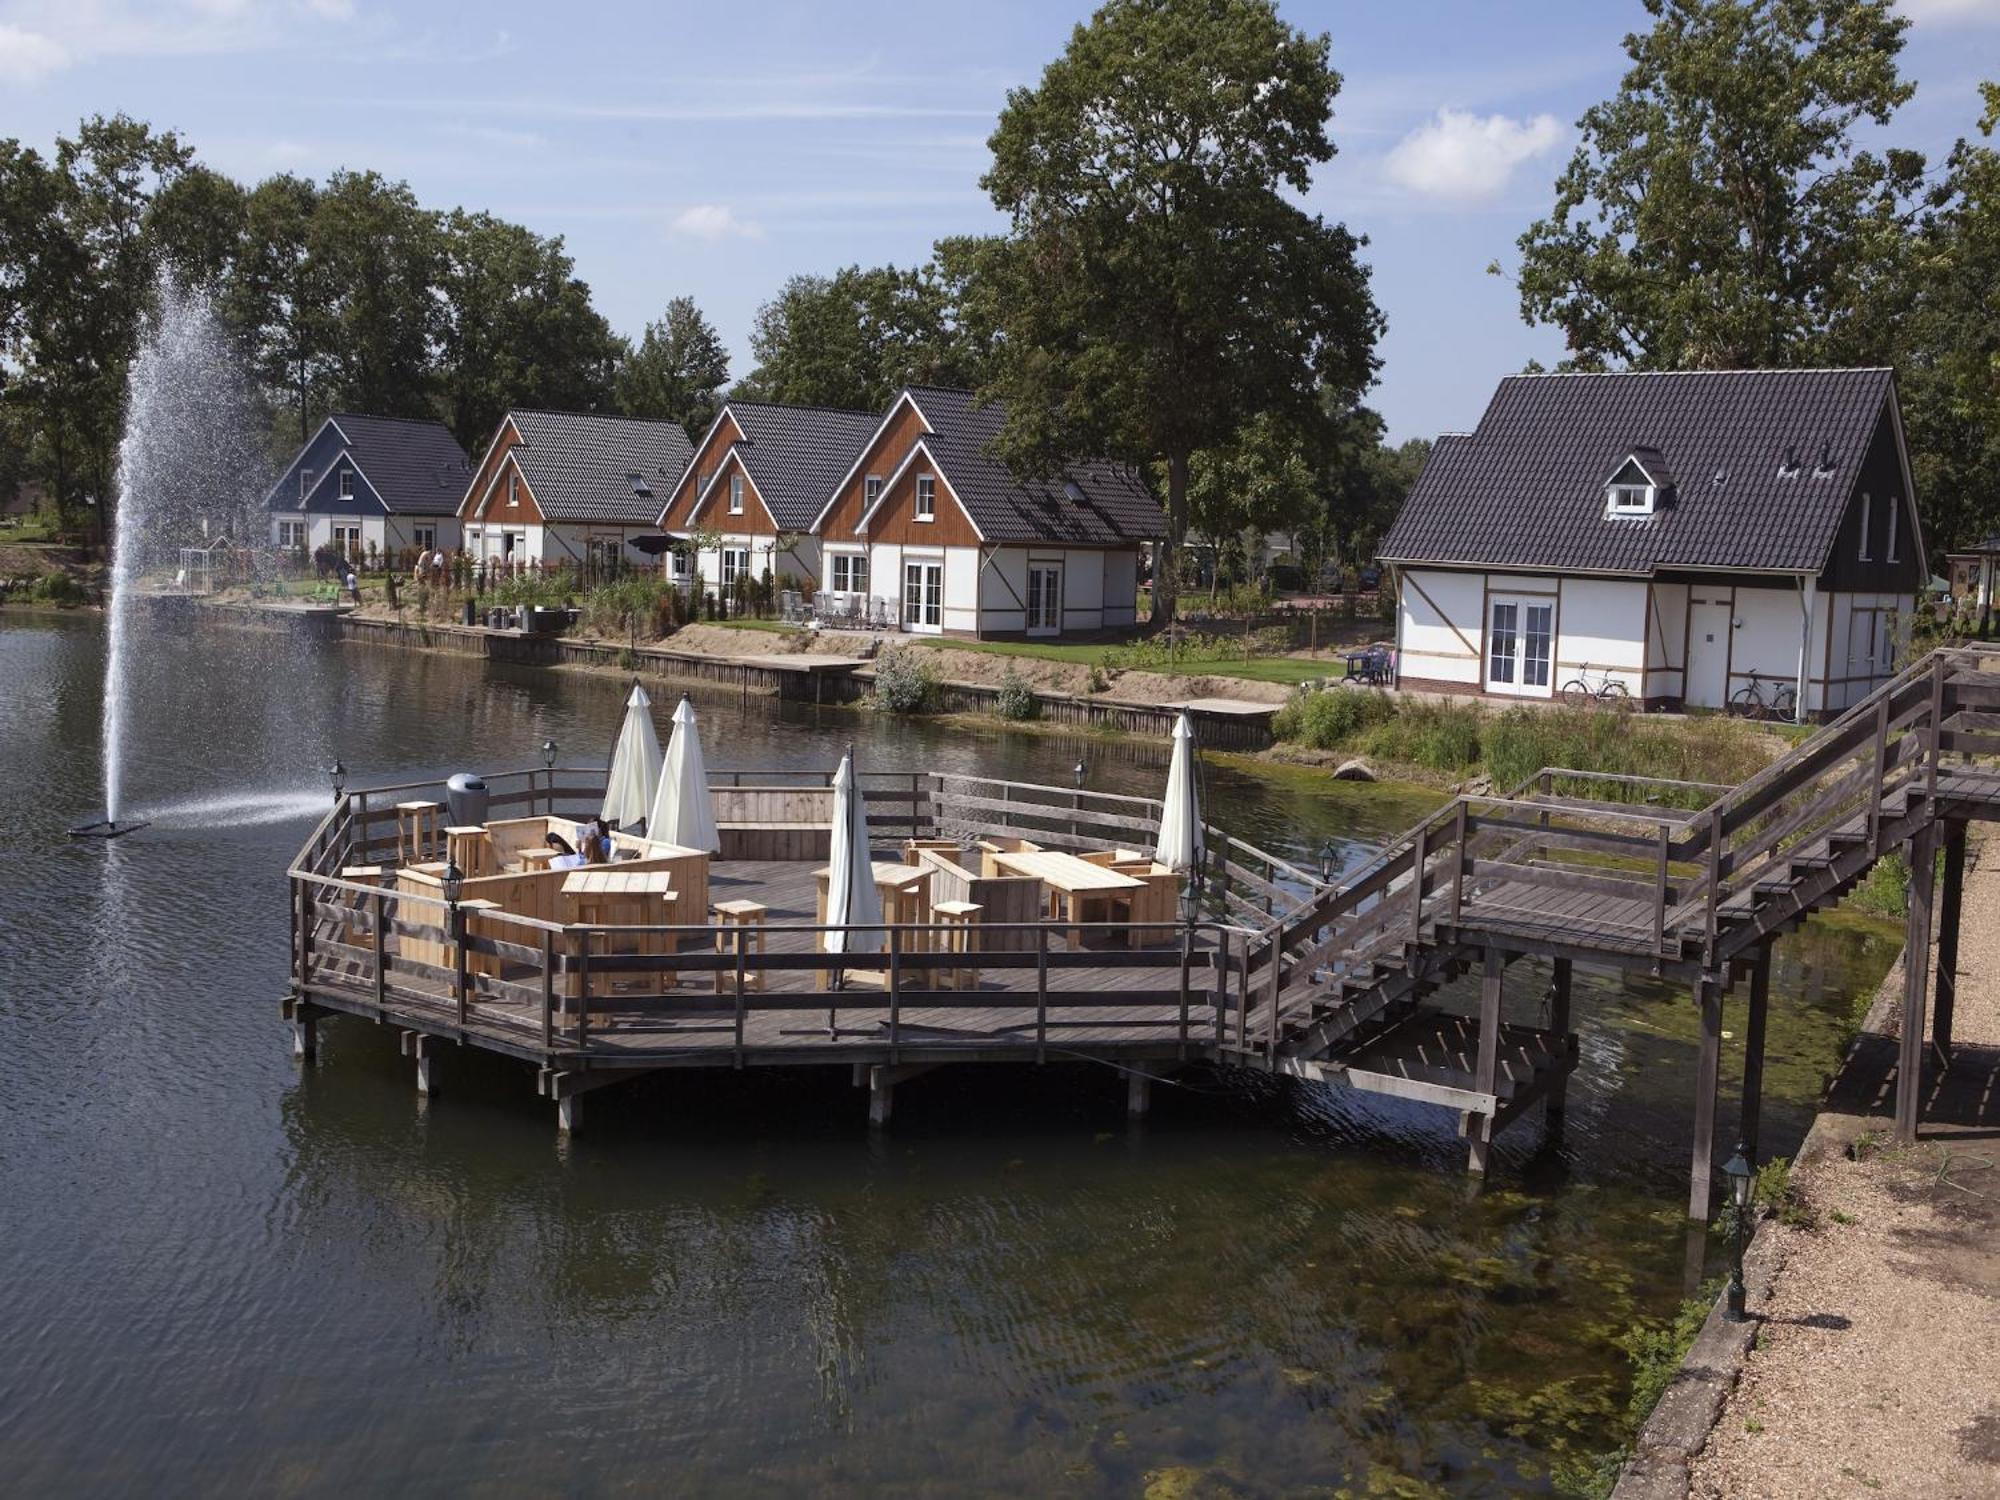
[1729,674,1799,722]
[1559,664,1631,709]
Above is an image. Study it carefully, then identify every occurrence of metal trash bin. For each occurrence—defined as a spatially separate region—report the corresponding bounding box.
[444,773,489,828]
[461,599,476,626]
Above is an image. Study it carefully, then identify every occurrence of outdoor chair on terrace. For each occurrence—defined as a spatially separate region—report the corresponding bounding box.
[1343,644,1392,686]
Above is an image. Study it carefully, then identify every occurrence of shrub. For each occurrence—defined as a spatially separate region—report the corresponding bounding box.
[995,667,1041,722]
[874,645,941,714]
[582,577,664,637]
[1272,686,1398,749]
[1361,699,1483,772]
[493,571,570,609]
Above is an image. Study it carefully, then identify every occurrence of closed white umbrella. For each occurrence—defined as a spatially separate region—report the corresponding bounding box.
[647,694,719,852]
[602,682,663,830]
[822,749,883,960]
[1154,711,1205,873]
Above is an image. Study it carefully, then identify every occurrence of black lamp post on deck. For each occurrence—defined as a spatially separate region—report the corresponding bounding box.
[328,759,347,805]
[1723,1143,1755,1321]
[542,739,559,814]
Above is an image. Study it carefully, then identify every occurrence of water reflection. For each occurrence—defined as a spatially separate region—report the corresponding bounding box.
[0,615,1898,1495]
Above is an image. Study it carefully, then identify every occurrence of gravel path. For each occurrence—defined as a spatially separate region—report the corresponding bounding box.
[1688,838,2000,1499]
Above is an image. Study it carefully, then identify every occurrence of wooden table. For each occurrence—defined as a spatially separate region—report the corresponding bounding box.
[445,825,491,879]
[991,849,1144,948]
[561,870,679,1000]
[813,861,932,985]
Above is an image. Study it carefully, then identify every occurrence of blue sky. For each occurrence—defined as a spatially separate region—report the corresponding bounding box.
[3,0,1996,440]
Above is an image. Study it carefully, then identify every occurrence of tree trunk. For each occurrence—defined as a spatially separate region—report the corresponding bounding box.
[1155,449,1188,626]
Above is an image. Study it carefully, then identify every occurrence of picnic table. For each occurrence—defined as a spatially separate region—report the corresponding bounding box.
[990,849,1144,949]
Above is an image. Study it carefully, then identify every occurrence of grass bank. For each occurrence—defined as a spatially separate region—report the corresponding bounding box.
[907,633,1353,687]
[1270,688,1782,797]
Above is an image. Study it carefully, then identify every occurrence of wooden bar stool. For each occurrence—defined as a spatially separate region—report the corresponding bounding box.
[931,900,982,990]
[444,825,491,880]
[712,899,768,993]
[396,800,443,866]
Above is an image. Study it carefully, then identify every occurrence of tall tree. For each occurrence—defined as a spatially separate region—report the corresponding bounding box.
[970,0,1381,621]
[144,164,248,288]
[221,173,328,447]
[739,260,984,411]
[307,170,440,420]
[1512,0,1923,369]
[615,295,730,437]
[435,209,622,450]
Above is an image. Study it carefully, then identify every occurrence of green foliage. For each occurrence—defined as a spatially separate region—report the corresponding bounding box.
[1847,849,1909,919]
[994,666,1041,722]
[1360,700,1485,772]
[4,569,88,606]
[615,295,730,439]
[583,577,667,637]
[1511,0,1921,370]
[969,0,1381,619]
[1273,687,1399,749]
[1752,1154,1816,1229]
[738,261,982,412]
[491,572,570,608]
[873,645,942,715]
[1615,1279,1726,1432]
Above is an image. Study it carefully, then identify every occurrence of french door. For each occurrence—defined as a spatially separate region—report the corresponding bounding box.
[1026,564,1062,636]
[1485,594,1553,696]
[902,560,943,632]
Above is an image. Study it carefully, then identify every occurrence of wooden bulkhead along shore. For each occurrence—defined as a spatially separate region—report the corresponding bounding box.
[285,648,2000,1219]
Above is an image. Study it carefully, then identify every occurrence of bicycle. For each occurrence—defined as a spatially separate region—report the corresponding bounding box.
[1729,674,1799,722]
[1559,664,1631,709]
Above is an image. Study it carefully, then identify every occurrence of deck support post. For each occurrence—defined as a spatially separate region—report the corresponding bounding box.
[1896,818,1941,1145]
[1466,946,1504,1176]
[1740,944,1772,1166]
[558,1092,582,1134]
[1933,819,1967,1066]
[1545,957,1572,1121]
[1687,978,1724,1222]
[1126,1070,1151,1118]
[868,1067,894,1128]
[291,1007,317,1061]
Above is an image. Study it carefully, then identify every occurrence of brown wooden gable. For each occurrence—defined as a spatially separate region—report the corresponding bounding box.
[818,395,930,542]
[863,441,981,546]
[462,420,544,524]
[691,447,780,536]
[660,411,743,529]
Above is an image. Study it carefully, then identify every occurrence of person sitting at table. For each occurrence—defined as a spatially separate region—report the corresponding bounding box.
[579,817,614,864]
[544,831,575,858]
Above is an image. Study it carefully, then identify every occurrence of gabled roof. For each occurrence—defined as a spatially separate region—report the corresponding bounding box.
[502,410,695,525]
[1380,368,1901,576]
[875,386,1165,546]
[686,400,879,532]
[268,412,471,516]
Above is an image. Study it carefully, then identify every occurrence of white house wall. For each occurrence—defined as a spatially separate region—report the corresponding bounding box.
[978,548,1030,634]
[1396,568,1486,687]
[942,545,980,634]
[1555,578,1647,696]
[1646,581,1689,704]
[1104,550,1139,627]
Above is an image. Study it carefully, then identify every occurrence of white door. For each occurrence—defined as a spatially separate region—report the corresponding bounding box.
[902,561,943,633]
[1485,595,1554,696]
[1686,597,1733,708]
[1026,564,1063,636]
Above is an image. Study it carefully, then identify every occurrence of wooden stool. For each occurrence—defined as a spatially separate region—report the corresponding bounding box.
[931,900,982,990]
[396,801,443,866]
[444,825,491,880]
[456,897,505,982]
[712,899,768,993]
[901,837,958,866]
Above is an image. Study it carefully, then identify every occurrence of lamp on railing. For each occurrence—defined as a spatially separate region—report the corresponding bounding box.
[440,858,465,910]
[1722,1142,1755,1321]
[1072,759,1088,789]
[328,758,347,804]
[542,738,558,770]
[1318,838,1339,886]
[1178,865,1206,927]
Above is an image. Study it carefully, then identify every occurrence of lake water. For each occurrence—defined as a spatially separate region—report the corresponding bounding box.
[0,614,1899,1496]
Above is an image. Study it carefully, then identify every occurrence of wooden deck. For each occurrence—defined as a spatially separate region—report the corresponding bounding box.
[287,650,2000,1205]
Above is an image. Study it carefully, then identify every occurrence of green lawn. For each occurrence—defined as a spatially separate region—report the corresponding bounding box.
[711,618,799,634]
[906,635,1335,686]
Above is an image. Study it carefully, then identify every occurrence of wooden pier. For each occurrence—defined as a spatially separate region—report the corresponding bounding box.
[284,648,2000,1217]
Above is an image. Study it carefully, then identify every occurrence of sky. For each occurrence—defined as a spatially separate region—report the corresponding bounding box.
[2,0,1997,442]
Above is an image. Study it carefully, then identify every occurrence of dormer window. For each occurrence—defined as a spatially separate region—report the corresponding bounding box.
[1603,455,1661,517]
[507,474,520,508]
[299,468,314,500]
[729,472,744,515]
[338,467,354,500]
[915,474,935,521]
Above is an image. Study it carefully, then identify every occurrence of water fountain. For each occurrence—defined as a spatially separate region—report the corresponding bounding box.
[70,277,269,839]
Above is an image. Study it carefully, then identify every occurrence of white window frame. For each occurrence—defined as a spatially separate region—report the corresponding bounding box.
[299,468,314,500]
[721,546,750,588]
[915,474,935,522]
[1606,481,1653,516]
[1858,493,1873,562]
[1886,497,1900,564]
[507,473,521,509]
[864,475,884,509]
[277,519,305,550]
[1484,594,1555,698]
[830,551,869,595]
[338,467,354,500]
[729,472,744,516]
[413,525,437,552]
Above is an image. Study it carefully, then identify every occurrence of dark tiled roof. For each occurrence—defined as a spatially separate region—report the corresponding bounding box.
[903,386,1165,545]
[301,413,471,516]
[1379,369,1897,575]
[508,410,695,525]
[720,401,880,532]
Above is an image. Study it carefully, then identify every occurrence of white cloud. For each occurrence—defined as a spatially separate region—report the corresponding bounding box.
[1384,108,1565,204]
[668,204,764,242]
[0,22,69,82]
[1896,0,2000,24]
